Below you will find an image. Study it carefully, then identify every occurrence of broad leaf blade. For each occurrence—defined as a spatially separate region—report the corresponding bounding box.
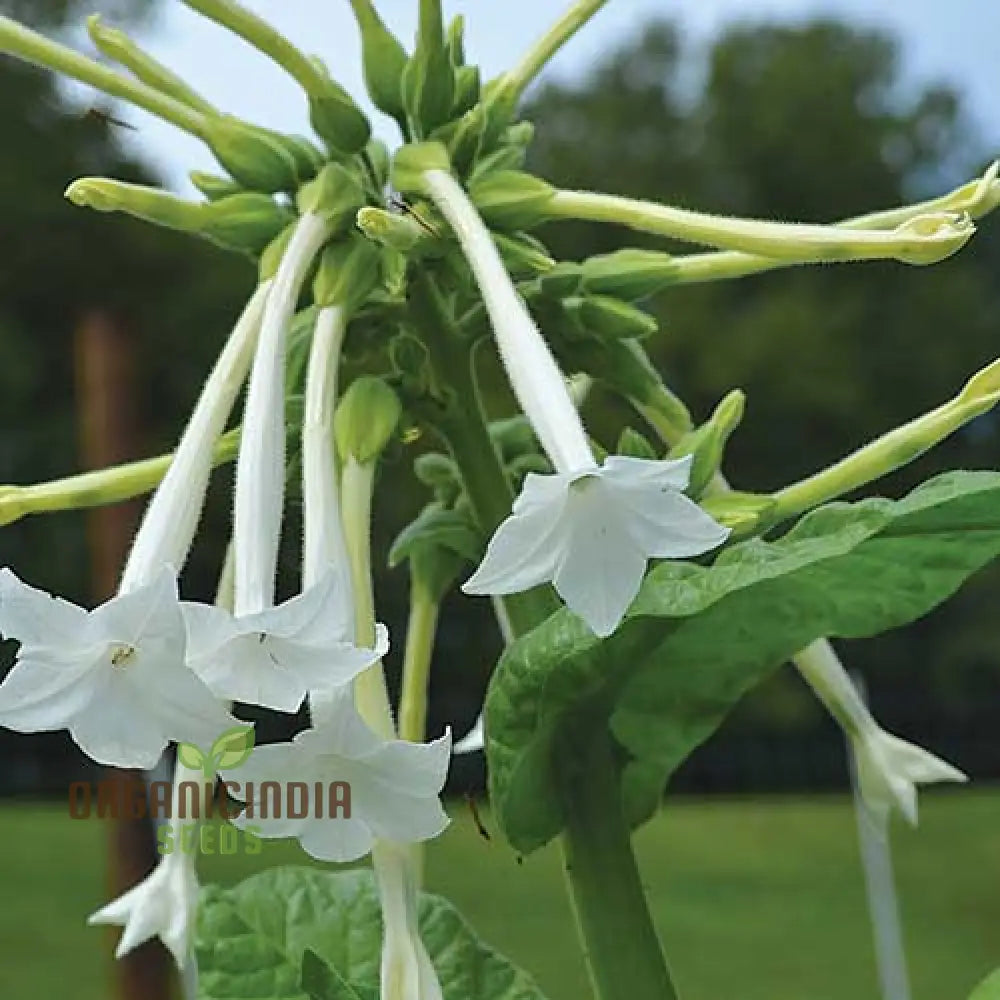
[486,471,1000,854]
[196,867,549,1000]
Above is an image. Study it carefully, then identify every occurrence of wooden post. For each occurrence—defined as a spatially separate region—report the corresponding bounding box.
[75,309,172,1000]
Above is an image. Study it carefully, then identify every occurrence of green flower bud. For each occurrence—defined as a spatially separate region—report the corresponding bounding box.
[469,144,528,181]
[347,0,409,129]
[189,171,243,201]
[296,162,366,235]
[507,453,552,487]
[335,376,403,465]
[467,170,555,229]
[401,0,455,136]
[65,178,290,253]
[203,115,299,193]
[391,142,452,195]
[452,65,480,117]
[564,296,659,341]
[581,248,679,301]
[493,232,555,277]
[958,357,1000,409]
[259,223,296,282]
[312,233,382,313]
[441,104,486,176]
[616,428,658,460]
[306,59,372,155]
[356,206,443,258]
[502,121,535,150]
[536,262,583,298]
[280,133,325,181]
[446,15,466,66]
[87,15,215,114]
[390,333,434,394]
[487,416,536,460]
[701,491,776,537]
[668,390,746,498]
[414,453,461,504]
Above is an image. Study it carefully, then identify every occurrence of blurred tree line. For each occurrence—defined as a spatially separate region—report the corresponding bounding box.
[1,8,997,794]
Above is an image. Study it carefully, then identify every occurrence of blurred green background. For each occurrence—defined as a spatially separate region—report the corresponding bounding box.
[0,0,998,997]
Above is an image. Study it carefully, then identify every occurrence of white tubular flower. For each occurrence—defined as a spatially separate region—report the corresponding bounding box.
[0,288,271,764]
[423,169,728,637]
[225,686,451,862]
[0,567,234,766]
[119,282,271,592]
[232,212,332,616]
[181,572,387,713]
[88,761,208,970]
[796,640,966,824]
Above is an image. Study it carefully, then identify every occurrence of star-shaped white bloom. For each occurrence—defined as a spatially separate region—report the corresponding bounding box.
[182,569,387,713]
[0,566,236,767]
[88,846,199,969]
[225,687,451,862]
[463,454,729,637]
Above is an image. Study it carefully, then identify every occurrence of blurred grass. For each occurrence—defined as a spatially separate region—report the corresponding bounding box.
[0,791,995,1000]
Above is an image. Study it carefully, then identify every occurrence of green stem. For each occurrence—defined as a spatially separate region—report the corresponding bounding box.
[558,730,679,1000]
[407,270,559,636]
[180,0,324,94]
[0,429,239,527]
[398,581,439,744]
[546,189,973,265]
[503,0,610,102]
[340,456,395,741]
[0,16,208,137]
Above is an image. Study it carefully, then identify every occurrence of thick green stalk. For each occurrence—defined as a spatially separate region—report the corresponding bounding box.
[558,729,679,1000]
[407,270,558,635]
[0,16,208,137]
[502,0,610,102]
[546,189,974,265]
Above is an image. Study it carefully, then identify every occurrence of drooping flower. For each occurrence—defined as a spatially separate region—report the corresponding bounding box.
[422,168,728,637]
[0,285,269,765]
[224,685,451,862]
[797,640,965,824]
[0,567,234,768]
[181,571,388,712]
[88,760,209,970]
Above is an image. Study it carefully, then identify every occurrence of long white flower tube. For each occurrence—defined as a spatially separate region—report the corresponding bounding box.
[0,288,269,764]
[796,640,966,824]
[184,215,382,712]
[423,168,728,637]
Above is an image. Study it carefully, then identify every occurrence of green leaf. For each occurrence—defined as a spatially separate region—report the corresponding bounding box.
[196,866,550,1000]
[210,726,256,771]
[176,742,206,772]
[300,950,363,1000]
[389,503,482,568]
[486,471,1000,854]
[970,969,1000,1000]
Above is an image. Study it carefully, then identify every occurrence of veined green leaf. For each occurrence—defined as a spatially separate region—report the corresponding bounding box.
[196,867,549,1000]
[487,471,1000,854]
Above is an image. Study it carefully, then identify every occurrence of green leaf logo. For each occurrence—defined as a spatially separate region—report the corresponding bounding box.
[176,742,207,773]
[210,726,256,772]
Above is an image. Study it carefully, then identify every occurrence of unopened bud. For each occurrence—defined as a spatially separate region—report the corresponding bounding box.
[401,0,454,135]
[493,232,555,277]
[296,163,366,235]
[391,142,452,195]
[189,171,243,201]
[305,60,372,155]
[452,65,480,117]
[335,376,403,464]
[564,296,659,341]
[582,248,679,300]
[537,262,583,299]
[701,491,776,537]
[890,212,976,266]
[957,358,1000,410]
[313,233,382,313]
[204,115,299,193]
[468,170,555,229]
[669,390,746,497]
[347,0,409,129]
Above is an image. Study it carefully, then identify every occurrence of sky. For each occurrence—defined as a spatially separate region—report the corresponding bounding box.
[65,0,1000,192]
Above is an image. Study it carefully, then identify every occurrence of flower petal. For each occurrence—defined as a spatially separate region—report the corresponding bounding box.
[90,566,182,647]
[0,651,98,732]
[549,478,649,636]
[602,454,694,492]
[0,568,91,649]
[612,487,730,559]
[462,475,570,595]
[297,814,375,863]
